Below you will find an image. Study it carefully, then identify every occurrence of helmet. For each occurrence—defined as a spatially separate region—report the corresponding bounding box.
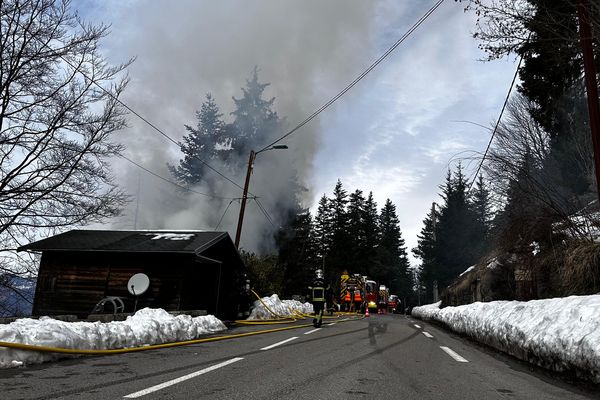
[315,269,324,280]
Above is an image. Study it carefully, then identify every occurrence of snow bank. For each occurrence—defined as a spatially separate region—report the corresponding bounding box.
[248,294,313,320]
[0,308,226,368]
[412,296,600,381]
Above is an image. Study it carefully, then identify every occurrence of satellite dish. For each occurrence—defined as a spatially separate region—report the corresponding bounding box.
[128,273,150,296]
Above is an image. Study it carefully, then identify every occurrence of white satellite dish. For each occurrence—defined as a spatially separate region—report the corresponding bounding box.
[128,273,150,296]
[128,273,150,313]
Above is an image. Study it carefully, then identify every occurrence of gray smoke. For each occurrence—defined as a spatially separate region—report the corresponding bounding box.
[84,0,381,251]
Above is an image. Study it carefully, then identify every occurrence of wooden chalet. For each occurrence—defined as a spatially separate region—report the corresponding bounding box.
[18,230,246,319]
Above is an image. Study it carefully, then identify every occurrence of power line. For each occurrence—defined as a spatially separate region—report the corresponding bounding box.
[21,23,248,194]
[253,197,276,228]
[118,154,236,200]
[214,199,236,230]
[257,0,446,153]
[467,52,525,192]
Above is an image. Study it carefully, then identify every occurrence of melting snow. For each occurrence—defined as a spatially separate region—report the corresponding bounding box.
[248,294,313,320]
[412,295,600,382]
[0,308,226,368]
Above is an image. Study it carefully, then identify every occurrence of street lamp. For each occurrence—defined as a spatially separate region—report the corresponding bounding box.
[234,145,288,248]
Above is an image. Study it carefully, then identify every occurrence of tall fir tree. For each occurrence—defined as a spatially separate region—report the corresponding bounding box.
[327,179,350,282]
[346,189,366,272]
[375,199,412,299]
[470,175,492,256]
[313,194,333,263]
[413,206,439,301]
[435,164,481,286]
[231,67,282,159]
[277,209,317,297]
[362,192,380,276]
[169,93,230,186]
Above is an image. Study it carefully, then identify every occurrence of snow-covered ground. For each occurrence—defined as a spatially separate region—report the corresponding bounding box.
[248,294,313,320]
[412,295,600,382]
[0,308,226,368]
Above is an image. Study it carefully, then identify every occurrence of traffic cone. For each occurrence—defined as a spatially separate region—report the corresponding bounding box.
[365,306,370,317]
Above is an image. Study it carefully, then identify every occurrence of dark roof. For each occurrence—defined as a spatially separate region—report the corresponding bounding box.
[17,230,232,254]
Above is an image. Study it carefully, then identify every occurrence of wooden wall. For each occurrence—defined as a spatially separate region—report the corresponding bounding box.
[32,251,216,318]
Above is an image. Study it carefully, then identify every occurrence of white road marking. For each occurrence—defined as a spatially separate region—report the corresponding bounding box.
[327,322,337,326]
[260,336,298,350]
[414,324,421,329]
[440,346,469,363]
[123,357,244,398]
[304,328,322,335]
[422,331,434,338]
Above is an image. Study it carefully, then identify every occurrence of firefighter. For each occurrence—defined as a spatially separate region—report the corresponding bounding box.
[310,269,326,327]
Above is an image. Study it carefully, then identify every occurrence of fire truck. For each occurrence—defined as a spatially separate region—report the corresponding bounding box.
[339,271,364,312]
[364,279,378,313]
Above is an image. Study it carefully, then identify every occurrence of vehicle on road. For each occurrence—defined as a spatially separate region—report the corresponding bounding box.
[388,294,399,313]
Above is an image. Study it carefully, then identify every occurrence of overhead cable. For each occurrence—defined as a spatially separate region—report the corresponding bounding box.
[257,0,446,153]
[466,52,526,192]
[119,154,236,200]
[21,23,248,194]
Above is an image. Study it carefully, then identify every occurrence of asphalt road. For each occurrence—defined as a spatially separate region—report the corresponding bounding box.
[1,314,599,399]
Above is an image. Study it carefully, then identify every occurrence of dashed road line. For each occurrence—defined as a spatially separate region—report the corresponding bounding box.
[326,322,337,326]
[123,357,244,398]
[260,337,298,350]
[414,324,421,329]
[440,346,469,363]
[422,331,434,338]
[304,328,322,335]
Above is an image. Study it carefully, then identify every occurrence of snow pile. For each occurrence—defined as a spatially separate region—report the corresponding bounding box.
[0,308,226,368]
[248,294,313,320]
[412,296,600,381]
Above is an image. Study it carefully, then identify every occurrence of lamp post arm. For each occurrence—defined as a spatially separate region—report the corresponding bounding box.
[234,150,256,248]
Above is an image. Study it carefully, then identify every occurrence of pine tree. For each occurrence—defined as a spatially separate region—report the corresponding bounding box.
[376,199,412,298]
[435,164,481,287]
[313,194,333,262]
[346,189,366,271]
[470,175,492,256]
[413,207,439,302]
[327,180,350,281]
[277,209,316,297]
[362,192,380,276]
[231,67,281,157]
[169,93,229,185]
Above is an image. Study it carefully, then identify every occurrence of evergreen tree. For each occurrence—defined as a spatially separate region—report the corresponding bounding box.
[327,180,350,281]
[277,209,316,297]
[362,192,380,276]
[435,164,481,286]
[313,194,333,263]
[231,67,282,158]
[470,175,492,255]
[169,93,230,185]
[413,206,439,302]
[346,189,366,272]
[376,199,412,298]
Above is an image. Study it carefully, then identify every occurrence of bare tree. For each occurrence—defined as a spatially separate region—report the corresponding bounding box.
[0,0,131,314]
[483,92,595,239]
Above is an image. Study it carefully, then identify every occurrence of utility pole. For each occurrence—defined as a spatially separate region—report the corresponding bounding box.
[577,0,600,204]
[234,150,256,249]
[234,145,287,249]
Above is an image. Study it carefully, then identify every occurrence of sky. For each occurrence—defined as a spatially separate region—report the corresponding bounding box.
[76,0,519,266]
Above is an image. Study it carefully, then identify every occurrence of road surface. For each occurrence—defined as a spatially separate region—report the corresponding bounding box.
[1,314,598,399]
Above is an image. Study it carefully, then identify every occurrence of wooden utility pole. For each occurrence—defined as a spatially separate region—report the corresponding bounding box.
[577,0,600,204]
[234,150,256,249]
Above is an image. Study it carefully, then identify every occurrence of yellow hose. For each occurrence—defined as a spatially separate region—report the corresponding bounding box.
[249,289,294,320]
[0,315,365,355]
